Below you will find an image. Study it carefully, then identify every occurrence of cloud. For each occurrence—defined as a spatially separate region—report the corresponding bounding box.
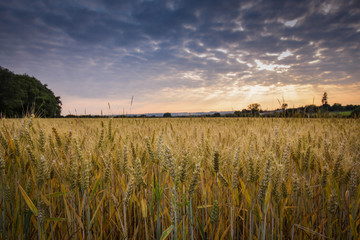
[0,0,359,114]
[255,60,291,73]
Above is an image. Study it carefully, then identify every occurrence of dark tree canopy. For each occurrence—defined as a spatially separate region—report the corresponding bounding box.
[0,66,62,117]
[321,92,328,105]
[163,112,172,117]
[247,103,261,116]
[351,107,360,118]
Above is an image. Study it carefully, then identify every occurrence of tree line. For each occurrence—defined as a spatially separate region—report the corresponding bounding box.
[231,92,360,118]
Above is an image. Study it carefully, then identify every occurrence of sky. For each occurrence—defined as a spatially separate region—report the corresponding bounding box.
[0,0,359,115]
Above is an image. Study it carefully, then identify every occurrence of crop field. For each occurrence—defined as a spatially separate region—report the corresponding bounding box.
[0,117,360,239]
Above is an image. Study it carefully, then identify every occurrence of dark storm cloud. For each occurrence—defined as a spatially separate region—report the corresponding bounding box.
[0,0,359,106]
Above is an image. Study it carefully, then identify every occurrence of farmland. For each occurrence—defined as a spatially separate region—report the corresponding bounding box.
[0,117,360,239]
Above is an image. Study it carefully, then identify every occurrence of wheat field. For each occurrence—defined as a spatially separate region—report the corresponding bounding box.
[0,117,359,239]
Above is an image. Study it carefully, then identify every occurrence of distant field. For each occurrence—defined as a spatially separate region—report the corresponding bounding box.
[329,111,352,117]
[1,117,359,239]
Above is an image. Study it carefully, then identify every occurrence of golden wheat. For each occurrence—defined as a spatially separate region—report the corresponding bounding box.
[0,117,359,239]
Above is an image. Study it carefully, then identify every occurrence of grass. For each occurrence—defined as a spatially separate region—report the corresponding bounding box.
[329,111,352,117]
[0,117,359,239]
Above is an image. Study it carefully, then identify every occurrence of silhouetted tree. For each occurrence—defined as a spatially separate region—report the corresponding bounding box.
[248,103,261,116]
[351,107,360,118]
[321,92,330,110]
[305,104,318,114]
[0,66,61,117]
[331,103,343,112]
[163,112,172,117]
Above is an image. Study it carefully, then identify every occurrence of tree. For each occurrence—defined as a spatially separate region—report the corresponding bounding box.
[247,103,261,116]
[331,103,343,112]
[0,66,62,117]
[241,109,251,117]
[350,107,360,118]
[163,112,172,117]
[305,104,318,114]
[321,92,330,111]
[321,92,328,105]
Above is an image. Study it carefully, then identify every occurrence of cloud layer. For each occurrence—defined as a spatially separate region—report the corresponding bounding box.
[0,0,359,114]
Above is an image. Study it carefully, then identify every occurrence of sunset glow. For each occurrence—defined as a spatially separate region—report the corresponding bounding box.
[0,0,359,115]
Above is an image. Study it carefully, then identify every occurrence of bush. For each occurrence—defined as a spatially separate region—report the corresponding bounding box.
[350,107,360,118]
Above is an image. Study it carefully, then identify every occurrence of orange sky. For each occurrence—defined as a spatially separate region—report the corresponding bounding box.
[61,83,360,115]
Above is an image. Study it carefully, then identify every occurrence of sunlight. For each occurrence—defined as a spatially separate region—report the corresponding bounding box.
[241,84,272,103]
